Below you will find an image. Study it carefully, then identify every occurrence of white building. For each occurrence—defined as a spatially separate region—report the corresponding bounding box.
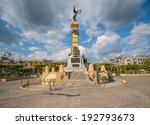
[109,55,150,66]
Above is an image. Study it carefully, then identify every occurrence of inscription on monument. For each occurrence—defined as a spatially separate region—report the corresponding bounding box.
[71,58,80,63]
[72,64,79,67]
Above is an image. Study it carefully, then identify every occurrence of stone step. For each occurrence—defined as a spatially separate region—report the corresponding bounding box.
[70,77,89,80]
[64,79,97,88]
[70,72,89,80]
[53,71,98,89]
[52,79,98,89]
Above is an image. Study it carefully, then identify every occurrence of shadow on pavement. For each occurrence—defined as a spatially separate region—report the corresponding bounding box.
[42,92,80,97]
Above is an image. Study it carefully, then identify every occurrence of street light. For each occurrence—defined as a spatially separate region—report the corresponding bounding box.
[119,40,127,83]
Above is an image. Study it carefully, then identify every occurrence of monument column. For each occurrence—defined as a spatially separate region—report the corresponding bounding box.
[71,21,80,57]
[64,6,87,72]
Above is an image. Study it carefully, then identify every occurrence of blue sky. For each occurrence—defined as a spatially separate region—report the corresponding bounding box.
[0,0,150,63]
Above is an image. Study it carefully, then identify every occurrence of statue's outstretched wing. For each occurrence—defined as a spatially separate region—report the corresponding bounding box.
[78,9,81,14]
[73,6,76,13]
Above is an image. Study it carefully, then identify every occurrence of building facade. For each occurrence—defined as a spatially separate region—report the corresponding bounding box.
[109,55,150,66]
[15,60,67,68]
[0,57,14,64]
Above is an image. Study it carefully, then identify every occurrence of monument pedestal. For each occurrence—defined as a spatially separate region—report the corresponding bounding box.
[64,56,87,72]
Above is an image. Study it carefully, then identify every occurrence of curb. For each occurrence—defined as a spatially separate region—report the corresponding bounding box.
[120,74,150,77]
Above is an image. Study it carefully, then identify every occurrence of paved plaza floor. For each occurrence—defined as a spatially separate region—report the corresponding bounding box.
[0,76,150,108]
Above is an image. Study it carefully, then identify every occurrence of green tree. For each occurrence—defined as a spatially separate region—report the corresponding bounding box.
[32,64,45,75]
[145,59,150,65]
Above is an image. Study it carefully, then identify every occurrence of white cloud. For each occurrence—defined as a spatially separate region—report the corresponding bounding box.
[11,52,26,60]
[19,41,25,46]
[28,47,40,52]
[44,42,67,53]
[24,30,65,43]
[27,47,70,62]
[24,30,67,53]
[125,23,150,45]
[91,31,121,57]
[79,46,92,57]
[80,32,122,62]
[78,0,144,28]
[124,23,150,55]
[27,50,49,60]
[49,48,70,61]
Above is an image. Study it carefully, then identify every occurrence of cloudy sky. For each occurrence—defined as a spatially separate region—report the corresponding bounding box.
[0,0,150,63]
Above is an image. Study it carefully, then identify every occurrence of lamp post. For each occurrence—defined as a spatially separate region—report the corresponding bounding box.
[119,40,127,83]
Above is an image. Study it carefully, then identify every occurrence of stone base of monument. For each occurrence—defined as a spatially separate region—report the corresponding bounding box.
[63,55,97,87]
[64,56,87,72]
[63,72,98,88]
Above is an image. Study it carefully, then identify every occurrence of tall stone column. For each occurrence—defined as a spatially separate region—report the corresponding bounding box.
[64,7,87,73]
[71,21,80,57]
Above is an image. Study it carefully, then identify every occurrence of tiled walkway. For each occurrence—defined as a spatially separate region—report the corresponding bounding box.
[0,76,150,108]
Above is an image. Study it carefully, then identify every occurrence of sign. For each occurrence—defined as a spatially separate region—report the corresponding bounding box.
[72,64,79,67]
[71,58,80,63]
